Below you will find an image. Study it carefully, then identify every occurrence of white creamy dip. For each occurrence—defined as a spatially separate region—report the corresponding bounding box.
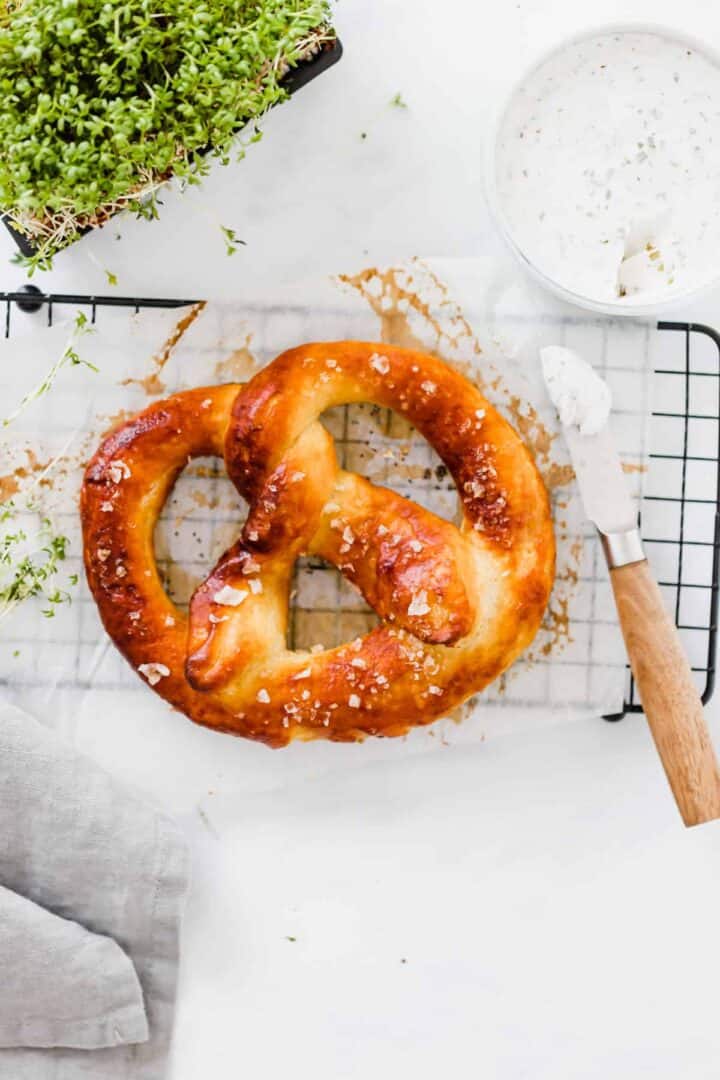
[495,30,720,306]
[541,346,611,435]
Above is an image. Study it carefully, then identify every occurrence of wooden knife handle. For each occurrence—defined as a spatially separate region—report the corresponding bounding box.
[610,559,720,827]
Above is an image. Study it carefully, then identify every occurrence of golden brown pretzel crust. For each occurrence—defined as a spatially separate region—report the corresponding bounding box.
[81,342,555,746]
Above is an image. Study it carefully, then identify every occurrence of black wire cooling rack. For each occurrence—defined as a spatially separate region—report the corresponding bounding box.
[616,320,720,718]
[2,287,718,720]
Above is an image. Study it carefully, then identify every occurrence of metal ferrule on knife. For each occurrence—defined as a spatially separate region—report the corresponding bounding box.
[599,527,645,570]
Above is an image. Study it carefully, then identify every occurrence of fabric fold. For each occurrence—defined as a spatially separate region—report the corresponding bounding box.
[0,884,149,1050]
[0,704,189,1078]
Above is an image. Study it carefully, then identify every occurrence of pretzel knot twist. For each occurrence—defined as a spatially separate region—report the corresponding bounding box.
[82,342,554,747]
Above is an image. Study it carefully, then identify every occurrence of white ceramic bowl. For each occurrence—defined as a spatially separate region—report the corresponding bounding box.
[485,22,720,317]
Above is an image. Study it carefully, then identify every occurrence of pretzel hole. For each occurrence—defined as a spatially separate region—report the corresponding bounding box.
[150,402,464,646]
[153,455,248,610]
[289,554,380,651]
[322,403,461,524]
[150,457,380,650]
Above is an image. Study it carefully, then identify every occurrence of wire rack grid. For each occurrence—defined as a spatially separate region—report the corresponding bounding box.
[0,288,718,720]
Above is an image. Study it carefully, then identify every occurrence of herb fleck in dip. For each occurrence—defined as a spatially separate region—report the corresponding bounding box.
[495,30,720,306]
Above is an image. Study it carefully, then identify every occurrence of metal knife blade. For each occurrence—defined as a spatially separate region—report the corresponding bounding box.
[563,422,638,536]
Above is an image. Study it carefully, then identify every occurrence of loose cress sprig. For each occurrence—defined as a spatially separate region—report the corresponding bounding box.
[0,511,77,621]
[0,311,96,620]
[3,311,96,428]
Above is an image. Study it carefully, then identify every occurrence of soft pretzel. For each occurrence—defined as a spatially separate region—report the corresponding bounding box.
[81,342,554,746]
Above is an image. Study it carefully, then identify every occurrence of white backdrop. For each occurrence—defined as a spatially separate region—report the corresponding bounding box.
[2,3,720,1079]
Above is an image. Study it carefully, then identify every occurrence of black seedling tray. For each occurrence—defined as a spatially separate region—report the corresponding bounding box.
[3,36,343,259]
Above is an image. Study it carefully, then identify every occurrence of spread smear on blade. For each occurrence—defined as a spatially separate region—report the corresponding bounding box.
[540,346,611,436]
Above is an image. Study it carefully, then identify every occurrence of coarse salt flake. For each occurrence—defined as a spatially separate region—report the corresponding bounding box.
[138,662,170,686]
[409,539,422,553]
[107,460,131,484]
[248,578,263,595]
[213,585,248,606]
[464,480,485,499]
[370,353,390,375]
[348,694,361,709]
[100,501,114,513]
[97,548,111,562]
[421,380,437,393]
[256,688,271,704]
[407,590,431,617]
[428,685,444,696]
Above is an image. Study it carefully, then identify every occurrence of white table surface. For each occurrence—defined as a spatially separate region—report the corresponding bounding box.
[4,2,720,1078]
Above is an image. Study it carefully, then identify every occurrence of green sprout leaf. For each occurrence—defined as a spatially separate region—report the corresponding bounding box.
[389,92,408,109]
[0,505,74,623]
[0,441,82,624]
[220,224,247,257]
[105,270,118,286]
[0,0,334,272]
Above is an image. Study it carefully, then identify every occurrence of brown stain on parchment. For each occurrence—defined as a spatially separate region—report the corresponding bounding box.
[340,263,558,476]
[185,464,217,479]
[0,448,50,504]
[191,490,217,510]
[214,334,258,383]
[544,463,575,490]
[99,408,134,437]
[507,396,556,471]
[622,462,647,475]
[122,301,207,395]
[536,537,583,656]
[339,263,482,358]
[446,701,473,726]
[0,472,19,503]
[540,595,571,656]
[378,462,428,483]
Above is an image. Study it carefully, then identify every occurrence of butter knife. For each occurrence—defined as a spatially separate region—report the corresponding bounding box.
[543,346,720,827]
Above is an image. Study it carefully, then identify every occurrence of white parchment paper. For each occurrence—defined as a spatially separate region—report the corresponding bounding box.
[0,258,652,800]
